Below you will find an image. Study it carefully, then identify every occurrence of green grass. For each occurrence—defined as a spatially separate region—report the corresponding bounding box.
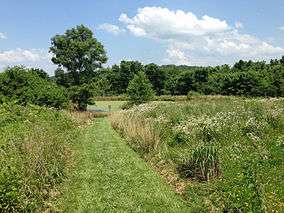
[110,96,284,212]
[88,101,126,112]
[55,118,189,212]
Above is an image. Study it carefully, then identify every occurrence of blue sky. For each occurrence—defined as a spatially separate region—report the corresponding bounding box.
[1,0,284,75]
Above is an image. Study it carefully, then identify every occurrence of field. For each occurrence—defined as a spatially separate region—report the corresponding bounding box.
[1,96,283,212]
[110,96,284,212]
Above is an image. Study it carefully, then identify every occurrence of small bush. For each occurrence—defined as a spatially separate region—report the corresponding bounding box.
[68,84,94,111]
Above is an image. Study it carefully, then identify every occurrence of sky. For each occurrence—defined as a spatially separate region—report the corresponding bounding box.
[1,0,284,75]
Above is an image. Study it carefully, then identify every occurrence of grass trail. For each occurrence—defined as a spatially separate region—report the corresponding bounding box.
[56,118,189,212]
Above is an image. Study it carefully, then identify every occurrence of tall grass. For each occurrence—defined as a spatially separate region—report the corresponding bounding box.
[111,112,161,153]
[177,145,220,181]
[0,103,80,212]
[110,96,284,212]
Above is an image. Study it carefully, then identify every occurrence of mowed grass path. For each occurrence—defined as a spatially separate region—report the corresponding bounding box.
[56,118,189,212]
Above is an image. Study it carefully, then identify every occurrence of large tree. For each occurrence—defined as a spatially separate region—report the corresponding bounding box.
[50,25,107,110]
[50,25,107,85]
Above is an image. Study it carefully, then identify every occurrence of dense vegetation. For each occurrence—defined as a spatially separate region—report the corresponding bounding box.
[0,66,67,109]
[111,96,284,212]
[0,104,80,212]
[55,57,284,99]
[1,25,283,111]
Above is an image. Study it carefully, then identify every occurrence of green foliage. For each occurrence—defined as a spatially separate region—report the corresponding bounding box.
[73,56,284,98]
[91,77,111,96]
[0,103,79,212]
[50,25,107,110]
[144,63,166,95]
[68,84,94,111]
[50,25,107,86]
[54,67,73,87]
[0,66,68,109]
[126,71,155,104]
[106,61,144,94]
[171,131,189,146]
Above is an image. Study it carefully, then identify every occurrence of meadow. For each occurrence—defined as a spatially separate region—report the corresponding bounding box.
[110,96,284,212]
[1,22,284,212]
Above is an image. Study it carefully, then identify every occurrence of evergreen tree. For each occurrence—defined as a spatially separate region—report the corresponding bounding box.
[126,71,155,104]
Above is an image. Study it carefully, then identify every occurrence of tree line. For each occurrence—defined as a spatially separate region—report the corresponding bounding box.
[0,25,284,111]
[73,58,284,98]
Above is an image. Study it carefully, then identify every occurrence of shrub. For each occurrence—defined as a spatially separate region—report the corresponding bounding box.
[68,84,94,111]
[0,66,68,109]
[126,71,155,105]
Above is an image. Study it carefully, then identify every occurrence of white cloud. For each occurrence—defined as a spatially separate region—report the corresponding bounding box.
[0,32,7,39]
[0,48,49,63]
[235,21,243,29]
[119,6,284,65]
[163,47,190,65]
[0,48,56,75]
[98,23,124,35]
[202,30,284,57]
[119,7,229,39]
[126,25,146,37]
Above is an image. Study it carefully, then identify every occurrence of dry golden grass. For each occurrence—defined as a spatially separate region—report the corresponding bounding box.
[66,111,109,128]
[110,112,160,152]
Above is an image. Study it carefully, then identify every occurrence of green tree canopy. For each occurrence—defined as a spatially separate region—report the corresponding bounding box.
[50,25,107,85]
[50,25,108,110]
